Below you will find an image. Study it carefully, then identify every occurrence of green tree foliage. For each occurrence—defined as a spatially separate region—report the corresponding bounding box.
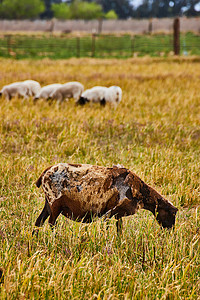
[51,2,71,19]
[51,1,103,20]
[51,1,118,20]
[0,0,199,20]
[41,0,64,18]
[104,10,118,19]
[70,1,103,20]
[0,0,45,19]
[95,0,134,19]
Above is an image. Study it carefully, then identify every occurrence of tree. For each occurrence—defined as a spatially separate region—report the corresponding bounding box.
[93,0,134,19]
[51,2,71,19]
[70,1,103,19]
[51,1,118,20]
[104,10,118,19]
[134,0,200,18]
[41,0,64,18]
[40,0,53,18]
[133,0,151,18]
[51,0,103,20]
[0,0,45,19]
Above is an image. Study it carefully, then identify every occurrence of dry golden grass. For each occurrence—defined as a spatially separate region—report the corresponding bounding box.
[0,57,199,299]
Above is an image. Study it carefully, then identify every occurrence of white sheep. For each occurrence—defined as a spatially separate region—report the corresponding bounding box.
[50,81,84,104]
[0,80,41,100]
[23,80,41,97]
[78,85,122,106]
[0,82,29,100]
[34,83,63,101]
[78,86,107,105]
[105,86,122,106]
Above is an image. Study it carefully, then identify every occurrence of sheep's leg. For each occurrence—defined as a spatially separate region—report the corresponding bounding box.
[34,204,49,227]
[5,92,11,101]
[21,92,29,100]
[100,98,106,106]
[116,218,123,234]
[32,199,50,235]
[48,203,62,229]
[113,102,118,109]
[56,93,63,107]
[21,94,29,104]
[104,209,122,234]
[47,97,54,105]
[73,93,80,103]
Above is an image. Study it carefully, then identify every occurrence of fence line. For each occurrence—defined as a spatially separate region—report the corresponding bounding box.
[0,33,200,59]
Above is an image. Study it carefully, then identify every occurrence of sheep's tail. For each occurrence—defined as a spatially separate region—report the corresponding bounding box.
[35,166,52,188]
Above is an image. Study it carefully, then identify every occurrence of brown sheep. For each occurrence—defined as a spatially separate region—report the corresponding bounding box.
[33,163,178,234]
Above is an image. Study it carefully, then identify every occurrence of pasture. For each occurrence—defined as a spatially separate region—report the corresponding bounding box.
[0,57,199,299]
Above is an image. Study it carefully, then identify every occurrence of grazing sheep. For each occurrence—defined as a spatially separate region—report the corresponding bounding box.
[23,80,41,97]
[34,83,62,101]
[0,82,29,100]
[33,163,178,234]
[0,80,41,100]
[50,82,84,104]
[78,86,108,105]
[78,85,122,106]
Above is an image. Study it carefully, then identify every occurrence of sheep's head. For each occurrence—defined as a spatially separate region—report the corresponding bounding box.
[77,97,89,105]
[156,201,178,229]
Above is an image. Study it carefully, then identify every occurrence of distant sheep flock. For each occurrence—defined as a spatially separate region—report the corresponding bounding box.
[0,80,122,107]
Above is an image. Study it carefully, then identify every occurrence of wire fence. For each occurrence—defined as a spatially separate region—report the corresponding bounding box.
[0,33,200,59]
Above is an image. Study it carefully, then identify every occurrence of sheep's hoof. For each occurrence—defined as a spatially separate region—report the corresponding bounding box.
[0,268,4,284]
[32,228,39,237]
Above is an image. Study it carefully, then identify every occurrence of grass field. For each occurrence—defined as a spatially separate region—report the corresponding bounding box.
[0,57,199,299]
[0,32,200,59]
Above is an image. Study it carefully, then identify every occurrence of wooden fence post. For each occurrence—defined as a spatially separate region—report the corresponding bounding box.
[49,18,55,35]
[173,17,180,55]
[91,34,96,57]
[148,19,153,35]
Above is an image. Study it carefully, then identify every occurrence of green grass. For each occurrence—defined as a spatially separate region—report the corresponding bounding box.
[0,57,199,298]
[0,32,200,59]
